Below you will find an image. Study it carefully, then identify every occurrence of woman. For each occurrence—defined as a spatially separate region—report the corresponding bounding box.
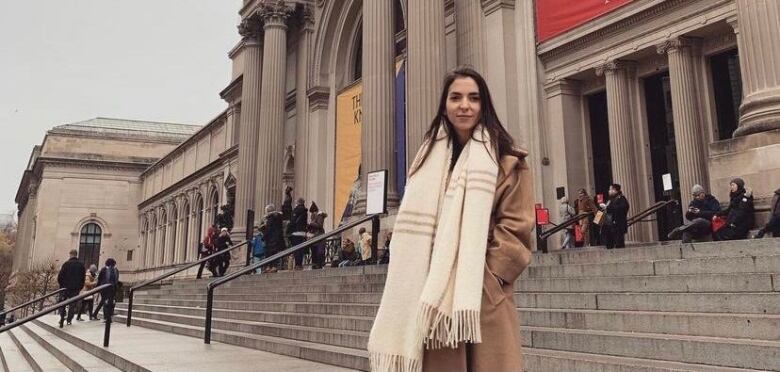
[76,264,98,321]
[368,67,534,371]
[715,178,754,241]
[576,188,598,246]
[214,228,233,276]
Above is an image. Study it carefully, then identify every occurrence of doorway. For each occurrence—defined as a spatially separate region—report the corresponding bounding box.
[643,72,683,239]
[587,91,612,197]
[710,49,742,140]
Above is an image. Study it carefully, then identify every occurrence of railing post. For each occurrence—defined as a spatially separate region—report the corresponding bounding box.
[371,215,379,263]
[104,309,112,347]
[126,289,134,327]
[204,286,214,344]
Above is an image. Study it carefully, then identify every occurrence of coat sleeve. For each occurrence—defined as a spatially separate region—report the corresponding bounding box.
[486,157,535,285]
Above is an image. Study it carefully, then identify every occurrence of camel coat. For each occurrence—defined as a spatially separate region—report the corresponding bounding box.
[423,149,534,372]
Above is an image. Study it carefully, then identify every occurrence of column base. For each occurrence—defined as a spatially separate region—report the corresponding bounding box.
[734,90,780,137]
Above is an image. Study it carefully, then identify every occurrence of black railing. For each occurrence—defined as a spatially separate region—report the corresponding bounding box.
[539,212,594,241]
[126,240,249,327]
[0,284,114,346]
[0,288,66,322]
[627,200,678,227]
[204,214,379,344]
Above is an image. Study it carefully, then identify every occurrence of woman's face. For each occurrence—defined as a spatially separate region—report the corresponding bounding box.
[730,182,738,192]
[445,77,481,145]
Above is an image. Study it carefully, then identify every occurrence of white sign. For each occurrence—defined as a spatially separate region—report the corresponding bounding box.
[662,173,673,192]
[366,170,388,215]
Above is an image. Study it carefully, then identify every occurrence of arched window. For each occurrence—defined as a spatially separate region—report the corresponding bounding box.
[169,206,178,264]
[79,223,102,268]
[196,197,204,243]
[182,201,191,262]
[210,190,219,225]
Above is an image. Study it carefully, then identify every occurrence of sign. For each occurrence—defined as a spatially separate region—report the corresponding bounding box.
[334,82,363,224]
[556,186,566,200]
[366,170,388,215]
[536,0,633,42]
[662,173,673,192]
[536,208,551,225]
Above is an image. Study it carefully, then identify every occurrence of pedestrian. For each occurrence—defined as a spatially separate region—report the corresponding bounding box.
[76,264,98,321]
[214,228,233,276]
[198,225,218,278]
[281,186,294,221]
[575,188,598,246]
[308,208,328,269]
[290,198,309,270]
[357,227,373,264]
[600,183,630,249]
[559,196,575,249]
[251,224,265,274]
[667,184,720,242]
[368,67,534,371]
[755,187,780,238]
[263,204,285,273]
[335,238,359,268]
[57,249,86,328]
[92,258,119,321]
[378,231,392,264]
[715,178,754,241]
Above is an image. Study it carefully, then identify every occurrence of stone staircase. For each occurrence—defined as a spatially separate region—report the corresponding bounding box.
[111,239,780,371]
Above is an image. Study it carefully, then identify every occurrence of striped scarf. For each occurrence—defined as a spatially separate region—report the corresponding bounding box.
[368,126,498,372]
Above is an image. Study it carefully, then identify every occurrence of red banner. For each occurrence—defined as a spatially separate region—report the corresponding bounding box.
[536,0,633,42]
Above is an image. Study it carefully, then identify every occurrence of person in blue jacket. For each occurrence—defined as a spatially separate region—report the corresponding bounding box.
[251,224,265,274]
[667,184,720,242]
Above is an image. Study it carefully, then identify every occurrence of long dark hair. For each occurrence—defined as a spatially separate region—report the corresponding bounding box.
[410,67,516,176]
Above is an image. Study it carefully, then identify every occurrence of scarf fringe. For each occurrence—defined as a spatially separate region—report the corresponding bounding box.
[418,303,482,349]
[369,352,422,372]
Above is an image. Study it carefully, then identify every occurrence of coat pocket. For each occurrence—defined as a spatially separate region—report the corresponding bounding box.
[482,265,506,306]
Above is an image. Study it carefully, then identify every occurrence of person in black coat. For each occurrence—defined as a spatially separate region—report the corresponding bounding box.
[91,258,119,321]
[667,184,721,242]
[600,183,630,249]
[755,187,780,238]
[263,204,286,273]
[290,198,309,270]
[214,228,234,276]
[57,249,86,327]
[715,178,754,241]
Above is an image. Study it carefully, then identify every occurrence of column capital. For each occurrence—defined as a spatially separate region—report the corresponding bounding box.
[656,36,700,55]
[595,60,637,77]
[238,17,263,43]
[544,79,581,97]
[259,0,294,30]
[726,14,739,35]
[302,4,315,32]
[481,0,515,16]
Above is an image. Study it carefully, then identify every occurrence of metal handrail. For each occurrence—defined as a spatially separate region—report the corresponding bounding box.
[0,284,115,346]
[539,212,594,241]
[126,240,249,327]
[0,288,66,320]
[204,214,379,343]
[627,200,678,227]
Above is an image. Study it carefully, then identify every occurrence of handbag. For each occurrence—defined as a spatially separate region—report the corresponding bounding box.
[711,215,727,232]
[593,211,606,226]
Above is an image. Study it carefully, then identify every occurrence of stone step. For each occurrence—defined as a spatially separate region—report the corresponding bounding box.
[0,333,34,372]
[113,315,369,371]
[32,320,152,372]
[525,325,780,370]
[21,323,121,372]
[520,292,780,314]
[523,347,766,372]
[116,308,368,350]
[169,273,390,290]
[124,298,380,317]
[135,291,384,304]
[517,273,777,293]
[7,328,69,372]
[120,303,374,332]
[120,302,780,341]
[152,282,387,296]
[521,308,780,341]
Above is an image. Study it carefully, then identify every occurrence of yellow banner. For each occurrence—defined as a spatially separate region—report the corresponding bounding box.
[334,82,362,225]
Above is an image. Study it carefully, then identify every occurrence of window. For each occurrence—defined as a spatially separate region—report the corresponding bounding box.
[79,223,102,268]
[127,249,134,262]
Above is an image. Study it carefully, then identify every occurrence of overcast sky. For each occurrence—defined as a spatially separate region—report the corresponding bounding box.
[0,0,241,215]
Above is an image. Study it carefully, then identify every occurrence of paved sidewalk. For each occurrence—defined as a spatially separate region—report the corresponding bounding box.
[38,314,357,372]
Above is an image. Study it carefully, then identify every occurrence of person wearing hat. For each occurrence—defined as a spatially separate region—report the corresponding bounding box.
[715,178,755,241]
[600,183,630,249]
[214,227,234,276]
[263,204,285,273]
[667,184,720,243]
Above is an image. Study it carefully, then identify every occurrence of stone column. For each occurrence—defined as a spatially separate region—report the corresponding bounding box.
[355,0,400,213]
[406,0,447,169]
[481,0,520,141]
[658,37,709,212]
[255,2,292,213]
[455,0,484,70]
[731,0,780,137]
[233,18,263,238]
[597,60,642,242]
[294,7,314,202]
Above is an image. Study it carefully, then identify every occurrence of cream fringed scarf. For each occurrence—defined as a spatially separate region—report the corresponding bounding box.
[368,126,498,372]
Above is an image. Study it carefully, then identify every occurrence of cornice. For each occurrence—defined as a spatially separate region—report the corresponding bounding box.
[307,85,330,111]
